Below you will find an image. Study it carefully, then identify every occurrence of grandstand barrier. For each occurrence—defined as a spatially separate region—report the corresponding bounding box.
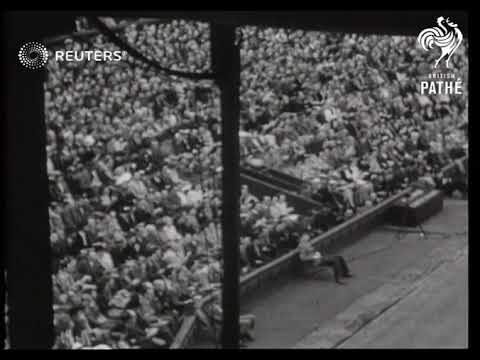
[240,167,303,192]
[170,315,197,349]
[169,292,219,349]
[265,169,306,187]
[170,156,468,348]
[242,166,306,188]
[240,173,321,215]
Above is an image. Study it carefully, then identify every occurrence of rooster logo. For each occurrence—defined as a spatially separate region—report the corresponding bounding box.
[417,16,463,68]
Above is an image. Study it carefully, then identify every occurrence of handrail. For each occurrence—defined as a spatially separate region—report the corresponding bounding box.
[169,315,197,349]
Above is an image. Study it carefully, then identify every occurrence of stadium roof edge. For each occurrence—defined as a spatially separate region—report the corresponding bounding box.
[8,11,468,41]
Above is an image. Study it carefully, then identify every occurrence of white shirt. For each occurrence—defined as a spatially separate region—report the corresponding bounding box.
[163,249,182,268]
[186,189,203,207]
[163,224,181,242]
[96,251,114,271]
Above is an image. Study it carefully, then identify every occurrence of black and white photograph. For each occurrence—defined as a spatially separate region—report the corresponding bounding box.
[3,11,469,349]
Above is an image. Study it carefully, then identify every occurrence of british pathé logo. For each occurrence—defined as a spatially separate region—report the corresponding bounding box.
[417,17,464,96]
[417,16,463,69]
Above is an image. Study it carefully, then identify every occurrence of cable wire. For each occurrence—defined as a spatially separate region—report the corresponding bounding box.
[88,17,216,81]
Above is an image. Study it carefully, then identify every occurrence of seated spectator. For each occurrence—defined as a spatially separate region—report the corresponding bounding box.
[297,234,353,284]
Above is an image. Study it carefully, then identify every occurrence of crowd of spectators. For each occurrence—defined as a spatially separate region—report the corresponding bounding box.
[239,27,468,220]
[47,19,225,349]
[45,19,468,348]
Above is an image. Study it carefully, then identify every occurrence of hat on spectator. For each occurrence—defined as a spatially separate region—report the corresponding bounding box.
[153,279,166,292]
[145,224,157,233]
[130,278,141,287]
[115,172,132,185]
[143,128,156,138]
[83,135,95,147]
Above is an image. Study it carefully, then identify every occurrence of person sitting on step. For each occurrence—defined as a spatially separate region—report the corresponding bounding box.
[297,233,353,285]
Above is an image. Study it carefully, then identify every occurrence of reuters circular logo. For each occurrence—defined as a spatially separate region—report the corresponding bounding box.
[18,42,49,69]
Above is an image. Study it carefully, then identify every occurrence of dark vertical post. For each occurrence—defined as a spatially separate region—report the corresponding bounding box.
[3,12,54,348]
[1,256,5,349]
[211,23,241,349]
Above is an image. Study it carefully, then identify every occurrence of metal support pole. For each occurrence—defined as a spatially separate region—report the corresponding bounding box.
[211,23,241,349]
[1,257,5,349]
[3,12,55,349]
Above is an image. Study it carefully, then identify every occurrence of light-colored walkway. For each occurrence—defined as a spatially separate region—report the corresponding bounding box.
[339,251,468,348]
